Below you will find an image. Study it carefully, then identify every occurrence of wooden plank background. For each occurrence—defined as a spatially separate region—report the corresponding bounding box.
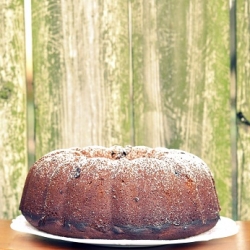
[236,0,250,221]
[0,0,249,221]
[0,0,27,218]
[32,0,232,218]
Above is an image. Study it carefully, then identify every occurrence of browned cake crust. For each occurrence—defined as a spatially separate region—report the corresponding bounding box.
[19,146,220,240]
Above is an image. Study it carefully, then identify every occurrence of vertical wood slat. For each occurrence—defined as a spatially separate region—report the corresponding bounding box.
[229,0,238,221]
[32,0,132,160]
[131,0,231,217]
[0,0,27,218]
[236,0,250,220]
[32,0,232,218]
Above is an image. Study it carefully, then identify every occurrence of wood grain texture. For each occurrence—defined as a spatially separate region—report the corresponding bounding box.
[131,0,231,217]
[32,0,232,218]
[236,0,250,220]
[33,0,131,159]
[0,0,27,219]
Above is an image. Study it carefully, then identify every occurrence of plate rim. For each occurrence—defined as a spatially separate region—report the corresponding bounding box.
[10,215,239,247]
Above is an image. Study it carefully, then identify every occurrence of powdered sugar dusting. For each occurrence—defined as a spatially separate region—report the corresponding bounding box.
[35,146,213,182]
[22,145,220,236]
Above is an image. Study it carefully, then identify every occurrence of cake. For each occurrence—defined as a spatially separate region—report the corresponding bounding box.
[19,146,220,240]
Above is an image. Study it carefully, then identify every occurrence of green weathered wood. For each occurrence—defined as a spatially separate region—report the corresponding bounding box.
[32,0,131,159]
[0,0,27,219]
[33,0,233,219]
[229,0,238,221]
[131,0,231,218]
[236,0,250,220]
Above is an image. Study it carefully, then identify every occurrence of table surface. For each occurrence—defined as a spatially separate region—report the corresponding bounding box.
[1,219,250,250]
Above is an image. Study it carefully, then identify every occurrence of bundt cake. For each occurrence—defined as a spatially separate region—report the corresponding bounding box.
[19,146,220,240]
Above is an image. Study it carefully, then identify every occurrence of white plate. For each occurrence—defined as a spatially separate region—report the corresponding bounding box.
[11,215,239,247]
